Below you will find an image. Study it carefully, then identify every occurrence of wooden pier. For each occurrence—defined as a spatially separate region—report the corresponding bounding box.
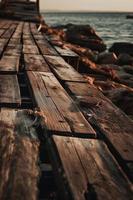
[0,1,133,200]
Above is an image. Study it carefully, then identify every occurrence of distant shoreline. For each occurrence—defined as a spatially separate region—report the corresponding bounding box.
[41,10,133,14]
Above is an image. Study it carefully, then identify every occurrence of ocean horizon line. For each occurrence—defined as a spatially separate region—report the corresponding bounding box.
[41,10,133,13]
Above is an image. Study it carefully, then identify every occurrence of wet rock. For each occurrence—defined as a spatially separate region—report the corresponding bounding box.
[97,52,117,64]
[65,24,106,52]
[109,42,133,56]
[117,54,133,65]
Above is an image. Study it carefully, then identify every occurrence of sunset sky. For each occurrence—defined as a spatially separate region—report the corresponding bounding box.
[40,0,133,12]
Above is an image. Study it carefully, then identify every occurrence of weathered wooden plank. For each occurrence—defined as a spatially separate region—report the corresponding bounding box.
[0,55,20,73]
[11,22,23,39]
[54,46,79,68]
[23,34,33,40]
[11,31,22,39]
[48,135,133,200]
[34,34,45,40]
[35,39,59,56]
[0,21,6,29]
[41,72,95,136]
[65,81,133,180]
[0,1,39,22]
[0,29,5,37]
[12,31,22,39]
[24,54,50,72]
[23,39,35,45]
[27,71,71,134]
[8,38,21,45]
[27,71,96,137]
[65,81,104,98]
[4,44,22,56]
[44,55,87,82]
[30,23,39,35]
[0,108,39,200]
[0,38,9,56]
[0,21,13,29]
[23,45,39,54]
[23,22,30,34]
[55,46,79,58]
[1,24,17,39]
[0,75,21,106]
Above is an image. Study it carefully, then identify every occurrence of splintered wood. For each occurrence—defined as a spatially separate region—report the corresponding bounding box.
[65,81,133,180]
[0,108,40,200]
[48,136,133,200]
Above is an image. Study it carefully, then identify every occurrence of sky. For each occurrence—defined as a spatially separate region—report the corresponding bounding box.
[40,0,133,12]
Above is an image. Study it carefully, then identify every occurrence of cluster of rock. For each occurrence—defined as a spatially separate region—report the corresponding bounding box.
[65,24,106,52]
[40,22,133,119]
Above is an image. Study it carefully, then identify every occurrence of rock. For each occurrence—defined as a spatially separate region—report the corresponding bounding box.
[105,88,133,116]
[123,65,133,75]
[65,24,106,52]
[117,54,133,65]
[109,42,133,56]
[97,52,117,64]
[66,24,102,40]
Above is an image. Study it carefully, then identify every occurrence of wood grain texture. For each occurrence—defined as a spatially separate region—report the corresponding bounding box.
[65,81,133,180]
[0,108,39,200]
[0,39,9,56]
[8,38,21,45]
[11,22,23,39]
[23,34,34,40]
[23,39,35,45]
[24,54,50,72]
[0,29,5,37]
[30,23,39,35]
[0,1,40,22]
[1,24,17,39]
[4,44,22,56]
[35,39,59,56]
[0,75,21,106]
[44,55,86,82]
[65,81,104,98]
[54,46,80,68]
[48,135,133,200]
[0,21,13,29]
[0,55,20,74]
[27,71,71,134]
[27,71,96,137]
[23,45,39,54]
[55,46,79,58]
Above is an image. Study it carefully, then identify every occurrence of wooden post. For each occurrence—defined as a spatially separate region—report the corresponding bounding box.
[36,0,40,14]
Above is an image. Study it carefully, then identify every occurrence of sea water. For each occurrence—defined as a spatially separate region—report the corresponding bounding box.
[42,12,133,48]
